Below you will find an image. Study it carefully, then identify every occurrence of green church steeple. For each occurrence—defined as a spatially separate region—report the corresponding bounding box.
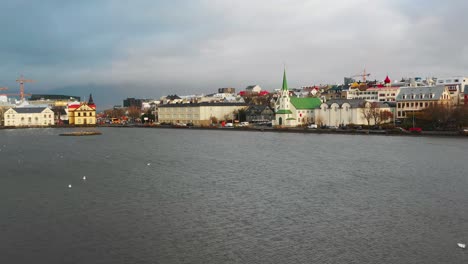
[282,68,288,91]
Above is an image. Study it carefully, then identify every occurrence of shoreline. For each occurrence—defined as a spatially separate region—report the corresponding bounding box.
[100,124,468,138]
[1,124,466,138]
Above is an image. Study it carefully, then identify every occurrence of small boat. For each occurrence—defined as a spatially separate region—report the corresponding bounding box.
[458,243,466,249]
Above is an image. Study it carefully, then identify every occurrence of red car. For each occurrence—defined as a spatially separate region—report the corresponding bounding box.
[409,127,422,133]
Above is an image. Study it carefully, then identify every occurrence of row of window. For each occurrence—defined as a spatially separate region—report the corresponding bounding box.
[298,117,314,123]
[402,93,435,99]
[160,108,196,113]
[348,91,378,95]
[6,120,53,125]
[159,114,200,118]
[398,102,432,108]
[76,112,94,117]
[75,118,95,124]
[322,107,350,112]
[5,114,52,119]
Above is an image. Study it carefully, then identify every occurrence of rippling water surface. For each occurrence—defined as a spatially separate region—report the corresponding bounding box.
[1,127,468,263]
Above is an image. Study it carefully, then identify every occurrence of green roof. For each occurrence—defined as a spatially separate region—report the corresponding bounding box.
[282,69,288,91]
[290,97,322,109]
[276,109,293,114]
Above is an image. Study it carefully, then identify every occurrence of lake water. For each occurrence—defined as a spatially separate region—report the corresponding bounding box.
[1,127,467,263]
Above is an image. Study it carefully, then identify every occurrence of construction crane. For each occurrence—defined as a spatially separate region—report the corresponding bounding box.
[349,68,371,82]
[16,75,35,100]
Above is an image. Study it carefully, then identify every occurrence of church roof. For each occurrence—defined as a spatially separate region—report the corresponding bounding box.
[282,69,288,91]
[276,109,293,114]
[290,97,322,109]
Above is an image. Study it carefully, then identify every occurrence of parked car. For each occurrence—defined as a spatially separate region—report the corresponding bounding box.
[225,122,233,127]
[239,122,249,127]
[307,124,318,129]
[409,127,422,133]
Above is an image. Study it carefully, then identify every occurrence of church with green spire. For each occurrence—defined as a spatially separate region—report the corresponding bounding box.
[273,69,322,127]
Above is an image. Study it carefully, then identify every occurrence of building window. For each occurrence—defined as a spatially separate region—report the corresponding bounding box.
[78,113,81,117]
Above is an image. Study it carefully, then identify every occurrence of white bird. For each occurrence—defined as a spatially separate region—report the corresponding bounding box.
[458,243,466,249]
[68,184,72,188]
[147,163,151,166]
[82,176,87,180]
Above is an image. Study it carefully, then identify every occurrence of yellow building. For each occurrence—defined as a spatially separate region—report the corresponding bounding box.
[68,94,97,125]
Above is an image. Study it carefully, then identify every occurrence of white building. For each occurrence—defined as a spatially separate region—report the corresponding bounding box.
[158,102,248,126]
[314,99,394,126]
[366,87,400,102]
[3,107,54,127]
[245,85,262,94]
[346,88,379,101]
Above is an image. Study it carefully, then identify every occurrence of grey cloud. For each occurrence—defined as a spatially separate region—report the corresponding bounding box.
[1,0,468,107]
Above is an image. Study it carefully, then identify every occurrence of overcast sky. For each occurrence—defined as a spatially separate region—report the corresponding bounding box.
[1,0,467,108]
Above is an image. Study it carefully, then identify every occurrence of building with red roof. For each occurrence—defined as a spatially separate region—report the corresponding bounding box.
[68,94,97,125]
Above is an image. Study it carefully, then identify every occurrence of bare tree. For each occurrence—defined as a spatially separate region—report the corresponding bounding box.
[104,108,125,119]
[360,102,373,126]
[127,106,141,122]
[379,110,393,124]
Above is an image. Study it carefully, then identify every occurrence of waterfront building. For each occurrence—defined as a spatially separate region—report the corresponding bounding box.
[244,105,274,123]
[158,102,248,126]
[273,70,322,127]
[3,107,54,127]
[395,86,452,119]
[314,99,393,127]
[68,94,97,125]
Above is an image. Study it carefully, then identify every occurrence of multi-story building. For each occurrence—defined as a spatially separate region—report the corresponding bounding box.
[158,102,248,126]
[346,88,378,101]
[395,86,452,119]
[366,87,400,102]
[68,94,97,125]
[123,98,143,108]
[435,77,468,105]
[3,107,55,127]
